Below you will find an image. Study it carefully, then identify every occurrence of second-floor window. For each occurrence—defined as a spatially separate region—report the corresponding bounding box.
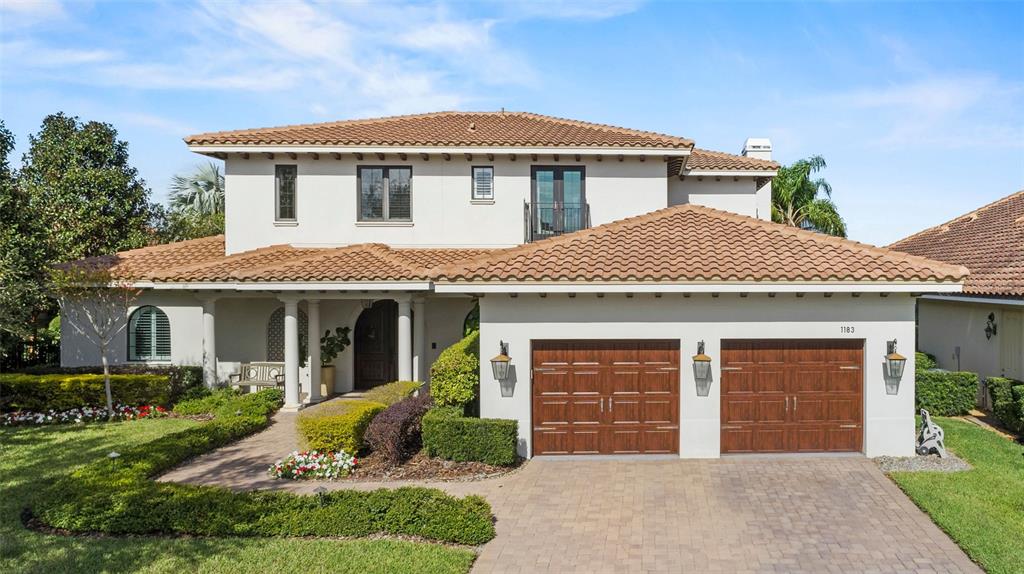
[471,166,494,201]
[275,165,297,221]
[359,166,412,222]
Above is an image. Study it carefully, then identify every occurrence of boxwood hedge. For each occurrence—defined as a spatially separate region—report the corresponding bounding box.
[422,406,518,466]
[915,370,978,416]
[430,331,479,409]
[298,399,386,454]
[987,377,1024,434]
[0,373,172,412]
[29,389,495,545]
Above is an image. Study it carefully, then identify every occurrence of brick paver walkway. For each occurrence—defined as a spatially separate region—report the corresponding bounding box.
[160,414,981,574]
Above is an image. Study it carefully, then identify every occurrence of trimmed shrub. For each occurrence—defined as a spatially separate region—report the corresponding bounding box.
[422,406,518,466]
[988,377,1024,434]
[173,388,240,416]
[365,391,434,465]
[298,399,386,454]
[363,380,422,407]
[915,351,937,372]
[30,388,494,545]
[915,370,978,416]
[430,331,479,409]
[0,373,171,412]
[16,364,204,404]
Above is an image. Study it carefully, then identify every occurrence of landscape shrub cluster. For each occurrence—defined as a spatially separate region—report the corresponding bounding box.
[362,380,421,406]
[430,331,479,409]
[365,391,435,465]
[422,406,518,466]
[31,388,496,545]
[987,377,1024,434]
[0,373,171,412]
[298,399,386,454]
[915,370,979,416]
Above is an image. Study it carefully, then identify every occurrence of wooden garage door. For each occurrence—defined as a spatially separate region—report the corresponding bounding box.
[532,340,680,455]
[721,340,864,454]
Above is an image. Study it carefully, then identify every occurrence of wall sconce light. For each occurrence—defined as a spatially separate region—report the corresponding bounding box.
[884,339,907,395]
[692,340,713,397]
[360,299,375,310]
[985,313,998,340]
[490,340,511,381]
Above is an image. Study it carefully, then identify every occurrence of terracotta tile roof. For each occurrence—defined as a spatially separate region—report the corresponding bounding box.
[184,111,694,149]
[687,148,779,171]
[76,237,493,283]
[435,204,967,285]
[889,190,1024,297]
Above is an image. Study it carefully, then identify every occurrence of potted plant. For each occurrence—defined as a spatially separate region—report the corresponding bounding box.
[319,326,351,397]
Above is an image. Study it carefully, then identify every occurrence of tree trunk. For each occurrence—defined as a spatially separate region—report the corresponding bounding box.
[101,344,114,420]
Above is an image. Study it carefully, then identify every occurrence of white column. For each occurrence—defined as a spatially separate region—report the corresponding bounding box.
[412,298,426,381]
[307,299,322,402]
[201,297,218,387]
[397,298,413,381]
[283,298,301,409]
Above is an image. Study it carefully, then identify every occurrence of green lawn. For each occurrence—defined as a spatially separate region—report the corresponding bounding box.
[0,419,476,574]
[890,417,1024,574]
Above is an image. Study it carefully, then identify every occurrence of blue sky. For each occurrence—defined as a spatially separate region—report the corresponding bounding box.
[1,0,1022,245]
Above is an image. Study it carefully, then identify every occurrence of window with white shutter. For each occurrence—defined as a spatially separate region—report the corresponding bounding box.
[128,306,171,361]
[471,166,494,201]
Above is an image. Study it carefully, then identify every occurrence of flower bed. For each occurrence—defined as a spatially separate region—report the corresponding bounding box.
[269,450,357,480]
[1,404,167,426]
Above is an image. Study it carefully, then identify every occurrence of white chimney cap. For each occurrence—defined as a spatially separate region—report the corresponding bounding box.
[742,138,772,160]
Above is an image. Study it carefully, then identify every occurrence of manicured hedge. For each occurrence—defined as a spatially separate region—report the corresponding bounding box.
[172,388,241,416]
[916,351,937,372]
[16,364,204,404]
[915,370,979,416]
[422,406,518,466]
[365,391,434,465]
[363,380,422,407]
[430,331,479,409]
[30,388,495,545]
[988,377,1024,434]
[0,373,171,412]
[298,399,386,454]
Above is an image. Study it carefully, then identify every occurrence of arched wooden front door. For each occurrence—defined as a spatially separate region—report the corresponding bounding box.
[354,300,397,389]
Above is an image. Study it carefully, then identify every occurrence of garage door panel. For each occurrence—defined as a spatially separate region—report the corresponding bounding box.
[722,371,756,394]
[533,340,679,455]
[721,339,863,454]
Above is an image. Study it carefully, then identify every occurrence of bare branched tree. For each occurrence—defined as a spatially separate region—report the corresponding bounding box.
[51,265,140,417]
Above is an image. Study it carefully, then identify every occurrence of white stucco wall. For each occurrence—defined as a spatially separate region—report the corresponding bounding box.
[224,156,669,254]
[478,293,917,459]
[917,298,1024,380]
[668,176,771,220]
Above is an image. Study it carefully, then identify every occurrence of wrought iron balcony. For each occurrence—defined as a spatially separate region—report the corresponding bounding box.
[524,202,591,243]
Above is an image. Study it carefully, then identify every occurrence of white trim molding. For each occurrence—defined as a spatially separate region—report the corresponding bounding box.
[919,294,1024,307]
[434,281,965,294]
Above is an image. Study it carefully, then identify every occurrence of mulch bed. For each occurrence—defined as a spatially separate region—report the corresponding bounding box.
[342,451,524,482]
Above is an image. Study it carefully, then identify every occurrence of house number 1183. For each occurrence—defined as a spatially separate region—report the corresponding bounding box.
[840,326,855,334]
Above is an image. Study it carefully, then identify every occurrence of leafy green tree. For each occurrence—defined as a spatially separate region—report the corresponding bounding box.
[18,113,155,261]
[771,155,847,237]
[169,161,225,215]
[0,120,50,339]
[152,204,224,243]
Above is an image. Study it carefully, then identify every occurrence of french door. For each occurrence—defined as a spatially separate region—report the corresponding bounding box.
[531,166,586,239]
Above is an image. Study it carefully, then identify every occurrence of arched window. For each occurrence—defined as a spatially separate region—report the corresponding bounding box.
[267,306,309,362]
[128,306,171,361]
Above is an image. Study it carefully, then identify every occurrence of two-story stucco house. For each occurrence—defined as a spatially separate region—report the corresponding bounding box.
[62,111,967,458]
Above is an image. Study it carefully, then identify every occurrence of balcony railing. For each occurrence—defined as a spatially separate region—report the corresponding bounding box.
[524,202,591,243]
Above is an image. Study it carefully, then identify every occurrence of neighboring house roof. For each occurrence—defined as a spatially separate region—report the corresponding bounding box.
[79,236,493,283]
[184,111,694,149]
[686,148,779,171]
[889,189,1024,297]
[434,204,968,285]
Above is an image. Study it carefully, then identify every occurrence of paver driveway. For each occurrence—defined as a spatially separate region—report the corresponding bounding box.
[161,413,980,574]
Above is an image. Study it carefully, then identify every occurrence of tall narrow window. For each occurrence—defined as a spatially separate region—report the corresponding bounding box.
[358,166,412,222]
[275,165,297,221]
[471,166,494,201]
[128,306,171,361]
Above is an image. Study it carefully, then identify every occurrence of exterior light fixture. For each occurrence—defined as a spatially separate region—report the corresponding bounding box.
[490,340,511,381]
[361,299,375,310]
[692,341,713,397]
[314,485,328,507]
[985,313,998,340]
[884,339,907,395]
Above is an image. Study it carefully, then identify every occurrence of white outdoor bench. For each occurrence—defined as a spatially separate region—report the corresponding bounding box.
[229,362,285,392]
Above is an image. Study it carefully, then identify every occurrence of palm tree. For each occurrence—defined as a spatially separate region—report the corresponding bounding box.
[771,155,847,237]
[169,161,224,215]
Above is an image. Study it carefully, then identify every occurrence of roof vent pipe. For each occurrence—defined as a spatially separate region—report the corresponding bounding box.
[742,138,772,160]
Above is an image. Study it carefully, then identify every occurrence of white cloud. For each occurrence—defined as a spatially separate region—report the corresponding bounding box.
[0,40,116,67]
[508,0,644,21]
[0,0,65,19]
[115,112,197,137]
